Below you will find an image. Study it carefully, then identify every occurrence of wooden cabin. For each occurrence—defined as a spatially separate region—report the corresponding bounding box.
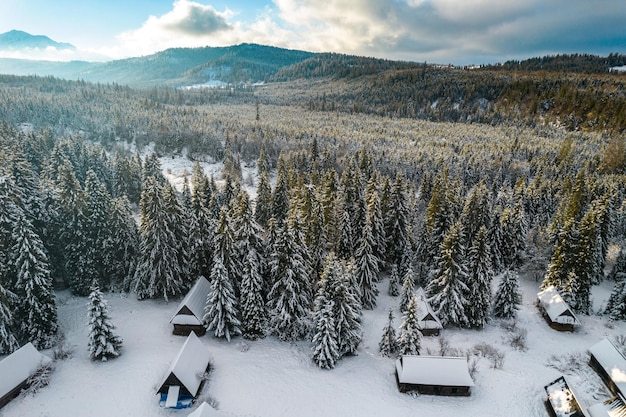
[157,332,212,409]
[0,343,52,409]
[395,355,474,396]
[537,286,580,331]
[544,376,585,417]
[589,339,626,401]
[171,276,211,336]
[415,287,443,336]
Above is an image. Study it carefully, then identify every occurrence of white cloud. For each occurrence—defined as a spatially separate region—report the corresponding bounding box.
[87,0,626,64]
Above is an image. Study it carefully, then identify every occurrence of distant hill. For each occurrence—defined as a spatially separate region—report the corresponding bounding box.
[0,43,315,87]
[0,30,75,50]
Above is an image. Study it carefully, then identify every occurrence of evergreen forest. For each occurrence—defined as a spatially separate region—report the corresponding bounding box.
[1,52,626,370]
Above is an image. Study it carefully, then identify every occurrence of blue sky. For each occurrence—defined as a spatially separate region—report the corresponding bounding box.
[1,0,624,65]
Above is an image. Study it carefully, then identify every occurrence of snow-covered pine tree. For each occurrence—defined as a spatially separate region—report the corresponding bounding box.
[107,196,139,292]
[188,175,215,280]
[134,176,185,301]
[162,182,191,290]
[425,169,454,266]
[87,285,123,361]
[388,263,400,296]
[354,215,380,309]
[311,256,341,368]
[12,213,58,349]
[466,227,493,328]
[607,249,626,282]
[142,152,166,184]
[385,173,409,266]
[606,280,626,320]
[398,295,421,356]
[365,176,386,263]
[266,220,311,341]
[336,202,354,260]
[399,265,415,313]
[459,180,492,248]
[232,191,267,340]
[0,281,18,354]
[312,299,339,369]
[542,218,579,293]
[82,170,112,289]
[271,155,290,226]
[334,261,362,356]
[239,248,266,340]
[427,223,469,327]
[379,309,399,357]
[493,270,521,319]
[55,159,90,295]
[203,252,241,341]
[255,170,273,229]
[500,201,528,269]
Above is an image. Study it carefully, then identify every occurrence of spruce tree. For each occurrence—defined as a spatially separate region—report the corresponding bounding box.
[266,220,311,341]
[334,261,362,356]
[87,285,123,361]
[240,248,267,340]
[427,223,469,327]
[606,280,626,320]
[388,264,400,296]
[608,250,626,281]
[385,173,409,265]
[254,170,273,229]
[354,215,380,309]
[366,176,386,263]
[493,270,521,319]
[107,197,139,291]
[398,295,422,356]
[0,281,18,354]
[312,300,339,369]
[466,227,493,328]
[12,213,58,349]
[134,177,185,301]
[399,266,415,313]
[204,253,241,341]
[271,156,290,226]
[379,309,399,357]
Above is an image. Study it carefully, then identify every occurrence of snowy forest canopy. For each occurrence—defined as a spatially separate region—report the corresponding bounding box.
[1,74,626,362]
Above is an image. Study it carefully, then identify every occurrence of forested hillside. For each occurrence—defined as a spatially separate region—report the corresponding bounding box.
[1,69,626,360]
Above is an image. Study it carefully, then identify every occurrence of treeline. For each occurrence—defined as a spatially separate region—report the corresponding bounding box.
[485,53,626,74]
[304,65,626,133]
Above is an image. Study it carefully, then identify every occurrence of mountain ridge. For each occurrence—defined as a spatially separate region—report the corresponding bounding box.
[0,29,75,50]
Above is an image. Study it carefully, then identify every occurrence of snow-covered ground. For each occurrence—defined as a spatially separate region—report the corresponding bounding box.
[2,273,624,417]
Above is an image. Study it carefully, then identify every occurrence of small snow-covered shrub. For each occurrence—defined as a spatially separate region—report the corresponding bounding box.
[467,356,480,379]
[501,321,527,351]
[472,343,505,369]
[53,333,74,360]
[24,361,54,395]
[508,326,528,351]
[546,352,588,374]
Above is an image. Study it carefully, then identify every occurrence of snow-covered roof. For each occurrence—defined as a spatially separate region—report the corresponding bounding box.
[415,288,443,330]
[158,332,212,397]
[544,376,584,417]
[395,355,474,387]
[0,342,52,400]
[588,397,626,417]
[171,276,211,325]
[537,286,580,325]
[589,338,626,398]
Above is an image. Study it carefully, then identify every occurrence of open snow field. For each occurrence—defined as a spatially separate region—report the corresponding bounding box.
[2,273,625,417]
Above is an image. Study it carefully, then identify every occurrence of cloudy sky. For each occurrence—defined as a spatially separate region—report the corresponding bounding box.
[1,0,624,64]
